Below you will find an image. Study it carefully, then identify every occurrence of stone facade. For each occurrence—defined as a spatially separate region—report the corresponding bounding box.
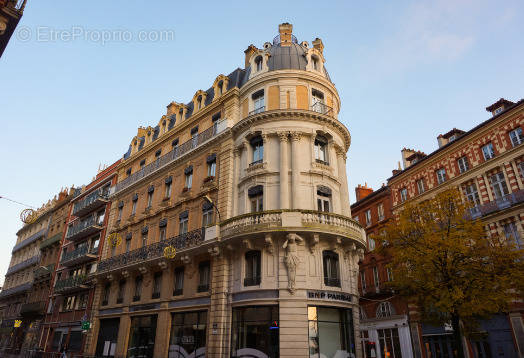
[88,24,365,358]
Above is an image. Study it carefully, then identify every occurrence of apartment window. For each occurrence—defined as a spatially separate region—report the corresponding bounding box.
[316,186,332,213]
[102,283,110,305]
[141,229,148,247]
[255,56,263,71]
[171,138,179,153]
[125,234,132,253]
[165,176,172,198]
[131,194,138,215]
[386,267,393,281]
[159,226,166,241]
[147,185,154,208]
[509,127,523,147]
[77,293,88,309]
[482,142,495,160]
[117,202,124,221]
[372,267,380,288]
[250,136,264,164]
[197,261,210,292]
[464,183,480,206]
[244,250,261,286]
[133,276,142,301]
[490,172,509,199]
[173,267,184,296]
[323,250,340,287]
[519,162,524,180]
[126,168,132,177]
[436,168,446,185]
[377,203,385,221]
[504,222,522,249]
[191,126,199,149]
[64,295,76,311]
[457,156,469,173]
[184,166,193,189]
[400,188,408,202]
[376,302,394,318]
[353,216,360,224]
[311,89,325,113]
[365,209,372,227]
[117,280,126,304]
[206,154,217,177]
[212,112,221,133]
[155,149,162,158]
[179,211,189,235]
[152,272,162,299]
[368,237,376,251]
[314,135,328,163]
[202,202,214,227]
[252,89,265,114]
[96,209,105,225]
[249,185,264,213]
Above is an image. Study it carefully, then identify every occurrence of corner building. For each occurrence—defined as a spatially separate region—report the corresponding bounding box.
[90,24,366,358]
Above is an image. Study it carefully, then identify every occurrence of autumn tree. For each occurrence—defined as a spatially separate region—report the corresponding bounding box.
[377,188,524,358]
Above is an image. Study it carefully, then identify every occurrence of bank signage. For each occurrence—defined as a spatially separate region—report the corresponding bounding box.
[307,290,353,303]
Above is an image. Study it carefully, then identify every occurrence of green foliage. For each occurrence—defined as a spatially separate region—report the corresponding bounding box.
[377,188,524,331]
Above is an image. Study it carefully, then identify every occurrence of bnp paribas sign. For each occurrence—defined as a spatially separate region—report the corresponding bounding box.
[307,290,353,303]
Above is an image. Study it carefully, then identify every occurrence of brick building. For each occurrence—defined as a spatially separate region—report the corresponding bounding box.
[388,98,524,358]
[351,184,413,358]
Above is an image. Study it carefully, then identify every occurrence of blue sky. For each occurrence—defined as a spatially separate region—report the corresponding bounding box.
[1,0,523,282]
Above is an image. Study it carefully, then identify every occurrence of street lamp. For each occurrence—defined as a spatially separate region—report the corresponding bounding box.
[203,195,221,222]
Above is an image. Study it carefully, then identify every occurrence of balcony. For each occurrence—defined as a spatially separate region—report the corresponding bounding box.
[197,284,209,293]
[33,263,55,282]
[72,187,109,217]
[97,228,205,274]
[12,228,47,253]
[243,277,261,287]
[324,277,341,287]
[65,214,103,242]
[20,301,45,317]
[249,106,265,116]
[113,119,229,195]
[220,210,365,245]
[0,282,32,299]
[40,232,62,250]
[61,245,98,266]
[6,255,40,276]
[311,102,333,116]
[54,275,89,294]
[469,189,524,219]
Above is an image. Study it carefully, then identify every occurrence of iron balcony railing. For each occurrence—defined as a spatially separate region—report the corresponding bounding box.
[40,233,62,250]
[113,119,228,195]
[6,255,40,276]
[54,275,88,293]
[273,34,298,45]
[469,189,524,219]
[33,264,55,281]
[0,282,32,298]
[72,186,109,217]
[249,106,265,116]
[61,245,98,265]
[311,102,334,116]
[12,228,47,253]
[65,213,103,241]
[97,228,205,273]
[243,277,261,287]
[20,301,46,316]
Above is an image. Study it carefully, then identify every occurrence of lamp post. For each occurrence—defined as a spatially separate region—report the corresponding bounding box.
[203,195,221,222]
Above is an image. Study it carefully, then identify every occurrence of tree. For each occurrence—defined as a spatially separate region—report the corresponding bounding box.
[377,188,524,358]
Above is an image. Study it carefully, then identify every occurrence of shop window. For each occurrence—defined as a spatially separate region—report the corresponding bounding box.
[252,90,265,115]
[117,280,126,304]
[376,302,395,318]
[314,135,328,164]
[198,261,210,292]
[457,156,469,173]
[250,136,264,164]
[323,250,340,287]
[231,306,279,358]
[248,185,264,213]
[202,202,214,227]
[308,306,355,358]
[169,311,207,357]
[179,211,189,235]
[173,267,184,296]
[244,250,261,286]
[102,283,110,305]
[378,328,402,358]
[69,331,83,352]
[509,127,523,147]
[152,272,162,299]
[133,276,142,301]
[127,315,157,358]
[436,168,446,185]
[490,172,509,199]
[482,142,495,160]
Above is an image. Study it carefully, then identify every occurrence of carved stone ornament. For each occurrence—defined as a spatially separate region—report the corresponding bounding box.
[283,233,304,294]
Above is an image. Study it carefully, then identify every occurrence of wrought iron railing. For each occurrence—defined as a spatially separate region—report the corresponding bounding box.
[243,277,261,286]
[249,106,265,116]
[0,282,32,298]
[6,255,40,275]
[61,245,97,264]
[113,119,227,195]
[65,214,102,240]
[469,189,524,219]
[324,277,341,287]
[72,186,109,216]
[273,34,298,45]
[311,102,333,116]
[33,264,54,281]
[20,301,45,315]
[97,228,204,273]
[40,233,62,250]
[54,275,88,292]
[12,228,47,253]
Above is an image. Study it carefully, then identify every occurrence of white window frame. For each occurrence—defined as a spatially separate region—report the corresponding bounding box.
[436,168,446,184]
[165,182,172,198]
[373,267,380,288]
[464,183,480,205]
[253,94,265,114]
[503,222,522,249]
[179,217,188,235]
[457,156,469,173]
[490,172,509,199]
[185,173,193,189]
[509,127,523,147]
[376,302,394,318]
[400,188,408,202]
[482,142,495,160]
[416,178,425,194]
[377,203,384,221]
[368,237,375,251]
[365,209,372,227]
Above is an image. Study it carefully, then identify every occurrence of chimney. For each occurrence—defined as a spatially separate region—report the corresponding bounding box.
[401,148,416,169]
[244,44,258,68]
[278,23,293,47]
[355,183,373,201]
[312,38,324,54]
[485,98,515,116]
[437,128,465,148]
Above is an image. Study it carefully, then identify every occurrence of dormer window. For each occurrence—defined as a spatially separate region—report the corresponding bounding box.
[217,81,224,95]
[312,55,319,71]
[495,107,503,115]
[255,56,263,72]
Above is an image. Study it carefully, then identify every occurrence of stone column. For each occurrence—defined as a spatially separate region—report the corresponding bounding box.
[336,146,350,216]
[232,148,241,216]
[278,132,290,209]
[290,132,301,209]
[153,309,171,358]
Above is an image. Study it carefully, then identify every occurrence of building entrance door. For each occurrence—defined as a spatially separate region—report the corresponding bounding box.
[95,318,120,357]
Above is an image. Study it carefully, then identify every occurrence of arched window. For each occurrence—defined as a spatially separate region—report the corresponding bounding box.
[376,302,395,318]
[217,80,223,95]
[244,250,261,286]
[322,250,340,287]
[255,56,263,72]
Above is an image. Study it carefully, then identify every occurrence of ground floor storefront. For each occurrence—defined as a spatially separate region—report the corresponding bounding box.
[91,292,360,358]
[359,315,413,358]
